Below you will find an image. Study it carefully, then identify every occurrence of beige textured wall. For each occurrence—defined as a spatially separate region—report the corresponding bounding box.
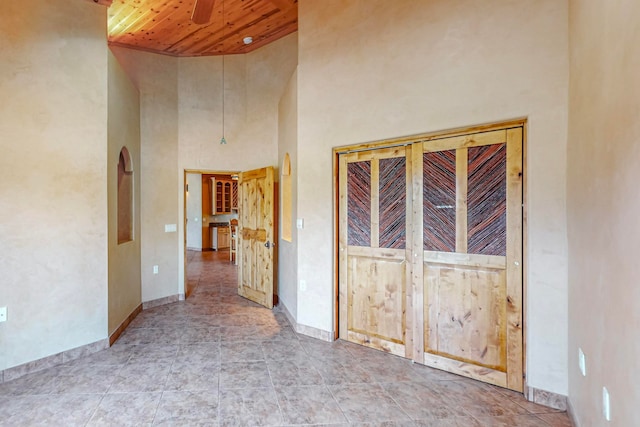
[278,68,299,319]
[567,0,640,424]
[107,51,142,335]
[0,1,109,369]
[297,0,569,394]
[110,47,180,303]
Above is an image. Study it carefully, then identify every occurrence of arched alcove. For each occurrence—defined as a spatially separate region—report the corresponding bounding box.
[118,146,133,244]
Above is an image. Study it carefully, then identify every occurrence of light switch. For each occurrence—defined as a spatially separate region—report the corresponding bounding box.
[296,218,304,229]
[165,224,177,232]
[0,306,6,323]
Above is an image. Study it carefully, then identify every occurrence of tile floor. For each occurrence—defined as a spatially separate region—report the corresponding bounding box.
[0,250,573,426]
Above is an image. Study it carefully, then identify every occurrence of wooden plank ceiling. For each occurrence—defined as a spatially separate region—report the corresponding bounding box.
[107,0,297,57]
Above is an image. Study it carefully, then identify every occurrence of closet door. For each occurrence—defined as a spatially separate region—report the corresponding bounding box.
[414,128,523,390]
[338,146,413,358]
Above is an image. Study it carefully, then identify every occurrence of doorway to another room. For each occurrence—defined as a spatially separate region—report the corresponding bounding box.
[185,170,239,299]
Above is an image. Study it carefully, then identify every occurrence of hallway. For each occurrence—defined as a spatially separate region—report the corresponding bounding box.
[0,251,571,426]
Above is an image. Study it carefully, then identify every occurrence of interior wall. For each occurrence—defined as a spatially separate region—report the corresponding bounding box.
[297,0,569,394]
[107,51,142,335]
[567,0,640,424]
[110,47,180,303]
[186,173,203,249]
[0,0,109,369]
[277,68,299,320]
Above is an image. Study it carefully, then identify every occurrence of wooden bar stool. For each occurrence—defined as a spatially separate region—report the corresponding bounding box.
[229,219,238,265]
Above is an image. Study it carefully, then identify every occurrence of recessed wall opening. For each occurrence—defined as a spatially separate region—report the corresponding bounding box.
[118,146,133,244]
[281,153,292,242]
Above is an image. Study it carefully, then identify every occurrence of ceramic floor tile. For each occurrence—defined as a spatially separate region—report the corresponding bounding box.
[218,387,283,426]
[177,343,221,365]
[164,361,219,391]
[220,341,265,361]
[472,414,552,426]
[261,339,308,361]
[267,359,324,387]
[311,358,376,385]
[87,392,162,426]
[50,365,116,394]
[127,344,180,364]
[330,383,411,423]
[0,367,60,396]
[414,416,483,427]
[275,385,347,425]
[153,390,219,425]
[381,381,470,420]
[180,326,221,343]
[109,362,172,393]
[537,412,574,427]
[219,361,272,390]
[0,394,103,427]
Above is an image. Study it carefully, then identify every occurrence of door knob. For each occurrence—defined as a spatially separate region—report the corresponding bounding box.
[265,241,275,249]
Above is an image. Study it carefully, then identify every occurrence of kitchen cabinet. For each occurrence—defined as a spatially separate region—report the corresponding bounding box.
[211,178,234,214]
[218,227,230,249]
[231,181,238,210]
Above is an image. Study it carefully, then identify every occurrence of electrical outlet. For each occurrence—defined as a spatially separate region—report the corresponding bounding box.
[0,306,6,323]
[578,348,586,376]
[153,265,159,274]
[602,387,611,421]
[299,279,306,291]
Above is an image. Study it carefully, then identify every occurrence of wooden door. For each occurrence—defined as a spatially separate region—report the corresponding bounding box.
[414,128,523,390]
[338,126,523,391]
[238,166,277,309]
[338,146,413,358]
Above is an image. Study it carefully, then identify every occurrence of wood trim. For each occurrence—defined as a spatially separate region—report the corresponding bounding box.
[332,119,525,156]
[521,123,529,386]
[403,145,414,360]
[423,251,506,269]
[338,155,349,340]
[411,143,425,363]
[423,352,508,388]
[423,129,507,153]
[333,151,341,340]
[371,158,380,249]
[455,148,468,253]
[506,127,524,391]
[109,303,143,346]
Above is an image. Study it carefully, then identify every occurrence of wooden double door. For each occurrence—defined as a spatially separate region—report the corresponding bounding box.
[338,126,523,391]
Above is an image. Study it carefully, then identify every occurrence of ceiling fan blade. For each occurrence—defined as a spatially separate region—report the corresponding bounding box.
[191,0,215,25]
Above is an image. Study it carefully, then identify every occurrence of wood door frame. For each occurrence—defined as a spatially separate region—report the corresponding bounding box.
[332,118,528,386]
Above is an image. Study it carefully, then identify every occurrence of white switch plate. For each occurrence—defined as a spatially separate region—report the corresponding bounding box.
[578,348,586,376]
[0,306,6,322]
[299,279,307,291]
[165,224,177,232]
[603,387,611,421]
[296,218,304,229]
[153,265,159,274]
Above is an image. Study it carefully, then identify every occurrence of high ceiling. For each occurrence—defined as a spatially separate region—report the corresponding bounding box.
[107,0,298,57]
